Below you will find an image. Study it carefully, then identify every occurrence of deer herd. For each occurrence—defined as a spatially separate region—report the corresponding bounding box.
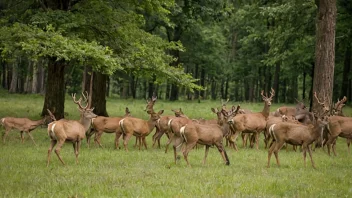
[1,89,351,169]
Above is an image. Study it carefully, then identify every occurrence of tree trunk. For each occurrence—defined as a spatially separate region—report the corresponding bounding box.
[200,66,206,99]
[273,63,280,103]
[148,75,156,99]
[341,43,351,98]
[312,0,336,116]
[32,62,39,93]
[92,72,108,116]
[302,71,306,100]
[2,61,8,89]
[41,58,66,119]
[24,61,33,93]
[82,66,92,93]
[9,62,18,93]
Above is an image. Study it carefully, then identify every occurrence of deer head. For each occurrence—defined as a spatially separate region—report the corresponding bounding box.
[226,105,241,124]
[145,95,157,113]
[261,88,275,106]
[332,96,347,116]
[72,92,97,119]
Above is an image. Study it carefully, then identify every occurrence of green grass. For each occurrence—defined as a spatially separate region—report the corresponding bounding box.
[1,90,352,197]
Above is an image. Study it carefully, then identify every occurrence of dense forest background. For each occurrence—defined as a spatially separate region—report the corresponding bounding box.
[0,0,350,117]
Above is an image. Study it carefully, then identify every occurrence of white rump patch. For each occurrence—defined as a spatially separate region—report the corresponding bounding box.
[269,124,276,141]
[50,123,57,140]
[180,125,187,143]
[119,118,126,134]
[1,118,5,125]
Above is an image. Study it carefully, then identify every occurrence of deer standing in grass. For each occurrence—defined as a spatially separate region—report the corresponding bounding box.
[116,108,164,151]
[1,116,49,145]
[88,107,131,148]
[152,108,188,149]
[46,92,97,166]
[267,114,329,169]
[227,89,275,150]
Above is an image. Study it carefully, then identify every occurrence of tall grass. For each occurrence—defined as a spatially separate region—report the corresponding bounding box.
[1,90,352,197]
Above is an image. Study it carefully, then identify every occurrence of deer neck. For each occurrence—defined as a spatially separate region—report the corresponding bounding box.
[79,115,91,132]
[147,118,158,133]
[261,103,271,118]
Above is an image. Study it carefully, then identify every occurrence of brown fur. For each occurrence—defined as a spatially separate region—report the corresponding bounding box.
[88,107,131,148]
[46,93,97,166]
[1,116,49,145]
[227,89,275,150]
[267,117,328,168]
[116,110,164,151]
[325,116,352,156]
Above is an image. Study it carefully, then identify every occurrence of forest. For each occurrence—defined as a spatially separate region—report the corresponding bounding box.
[0,0,350,118]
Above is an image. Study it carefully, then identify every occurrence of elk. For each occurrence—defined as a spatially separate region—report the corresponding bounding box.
[152,108,188,149]
[267,115,329,169]
[115,109,164,151]
[1,116,49,145]
[227,88,275,150]
[325,115,352,156]
[176,121,230,167]
[87,107,131,148]
[273,99,306,117]
[46,92,97,166]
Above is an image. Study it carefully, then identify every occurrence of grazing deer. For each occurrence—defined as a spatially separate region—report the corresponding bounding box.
[87,107,131,148]
[1,116,49,145]
[116,109,164,151]
[227,89,275,150]
[152,108,188,149]
[267,115,329,169]
[46,92,97,166]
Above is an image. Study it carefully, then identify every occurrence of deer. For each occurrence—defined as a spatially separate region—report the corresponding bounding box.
[115,109,164,151]
[227,88,275,150]
[273,99,306,117]
[46,92,97,166]
[175,120,230,167]
[267,114,329,169]
[87,107,131,148]
[1,116,49,145]
[152,108,188,149]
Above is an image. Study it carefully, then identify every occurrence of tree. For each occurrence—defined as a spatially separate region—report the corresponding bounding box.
[312,0,337,115]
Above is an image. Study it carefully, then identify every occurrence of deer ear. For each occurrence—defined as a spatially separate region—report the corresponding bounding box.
[158,110,164,115]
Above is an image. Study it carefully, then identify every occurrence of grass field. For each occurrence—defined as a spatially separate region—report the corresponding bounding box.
[0,90,352,197]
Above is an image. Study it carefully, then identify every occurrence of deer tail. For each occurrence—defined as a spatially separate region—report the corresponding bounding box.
[269,124,277,141]
[119,118,126,134]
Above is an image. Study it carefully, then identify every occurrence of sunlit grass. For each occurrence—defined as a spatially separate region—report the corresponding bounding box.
[1,90,352,197]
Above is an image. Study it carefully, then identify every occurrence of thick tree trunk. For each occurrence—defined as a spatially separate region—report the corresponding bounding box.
[200,67,206,99]
[302,71,306,100]
[32,62,39,93]
[341,44,351,98]
[41,58,66,119]
[92,72,108,116]
[24,61,33,93]
[312,0,336,116]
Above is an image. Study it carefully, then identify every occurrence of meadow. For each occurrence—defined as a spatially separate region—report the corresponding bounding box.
[0,90,352,197]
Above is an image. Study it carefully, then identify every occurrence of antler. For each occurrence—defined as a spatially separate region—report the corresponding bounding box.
[72,93,89,110]
[314,92,325,106]
[269,88,275,100]
[221,99,229,110]
[46,109,57,121]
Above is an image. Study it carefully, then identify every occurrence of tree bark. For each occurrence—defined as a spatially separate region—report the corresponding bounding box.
[341,43,351,98]
[312,0,336,116]
[41,58,66,119]
[92,72,108,116]
[9,62,18,93]
[273,63,280,103]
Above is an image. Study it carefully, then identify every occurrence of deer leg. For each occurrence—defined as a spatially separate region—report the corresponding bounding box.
[2,128,11,143]
[307,145,315,169]
[255,133,259,150]
[95,131,104,148]
[173,137,183,164]
[216,143,229,165]
[182,141,197,167]
[123,133,133,152]
[115,131,123,149]
[241,133,247,147]
[302,144,307,167]
[26,131,37,146]
[54,140,66,165]
[273,141,284,167]
[203,145,210,164]
[47,139,57,167]
[347,139,351,154]
[267,142,276,168]
[326,136,337,156]
[142,136,148,150]
[230,131,240,151]
[165,133,174,154]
